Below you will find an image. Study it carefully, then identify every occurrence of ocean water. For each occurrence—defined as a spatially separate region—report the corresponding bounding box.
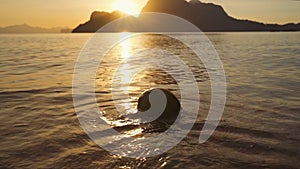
[0,32,299,168]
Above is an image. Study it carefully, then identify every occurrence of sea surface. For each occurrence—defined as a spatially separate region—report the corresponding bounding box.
[0,32,299,168]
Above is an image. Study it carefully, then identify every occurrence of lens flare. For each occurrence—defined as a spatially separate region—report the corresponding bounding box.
[114,0,138,15]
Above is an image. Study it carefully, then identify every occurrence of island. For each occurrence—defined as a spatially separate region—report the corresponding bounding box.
[73,0,300,33]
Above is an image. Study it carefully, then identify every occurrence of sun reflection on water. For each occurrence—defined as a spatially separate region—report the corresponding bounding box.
[118,32,134,86]
[119,32,132,60]
[115,32,137,114]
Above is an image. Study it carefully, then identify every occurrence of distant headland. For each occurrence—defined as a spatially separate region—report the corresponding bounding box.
[0,24,72,34]
[73,0,300,33]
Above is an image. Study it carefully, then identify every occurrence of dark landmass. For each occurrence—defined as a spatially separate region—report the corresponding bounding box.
[0,24,72,33]
[73,0,300,33]
[73,11,128,33]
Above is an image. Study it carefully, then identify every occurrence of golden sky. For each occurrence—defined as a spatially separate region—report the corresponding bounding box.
[0,0,299,28]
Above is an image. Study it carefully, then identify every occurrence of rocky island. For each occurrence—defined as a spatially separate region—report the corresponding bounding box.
[73,0,300,32]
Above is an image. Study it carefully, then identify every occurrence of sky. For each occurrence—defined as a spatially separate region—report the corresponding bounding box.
[0,0,299,28]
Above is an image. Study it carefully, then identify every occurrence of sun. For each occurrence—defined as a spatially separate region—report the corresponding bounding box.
[113,0,138,15]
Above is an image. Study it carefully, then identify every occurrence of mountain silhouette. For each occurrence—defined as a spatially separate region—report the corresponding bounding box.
[0,24,71,33]
[72,0,300,32]
[73,11,129,32]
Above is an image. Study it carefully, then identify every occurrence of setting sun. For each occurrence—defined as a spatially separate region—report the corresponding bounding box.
[113,0,139,15]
